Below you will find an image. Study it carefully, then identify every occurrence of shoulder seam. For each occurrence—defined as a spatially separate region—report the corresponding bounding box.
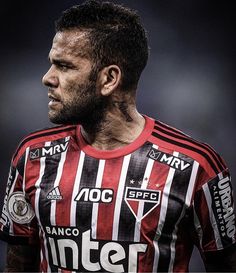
[155,121,225,166]
[13,125,76,161]
[27,125,75,137]
[153,120,225,174]
[151,131,219,174]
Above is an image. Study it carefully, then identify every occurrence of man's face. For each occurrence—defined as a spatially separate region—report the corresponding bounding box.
[42,30,105,125]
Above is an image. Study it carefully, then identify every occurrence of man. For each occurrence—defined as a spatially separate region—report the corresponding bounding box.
[0,0,235,272]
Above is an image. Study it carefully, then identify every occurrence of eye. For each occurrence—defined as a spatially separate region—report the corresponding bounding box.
[52,60,74,72]
[57,63,70,71]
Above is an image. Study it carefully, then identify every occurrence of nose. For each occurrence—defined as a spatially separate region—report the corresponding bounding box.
[42,66,59,88]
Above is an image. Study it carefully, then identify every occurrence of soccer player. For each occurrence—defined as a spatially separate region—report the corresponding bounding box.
[0,0,235,272]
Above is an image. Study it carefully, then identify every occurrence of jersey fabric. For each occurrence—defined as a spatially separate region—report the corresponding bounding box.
[0,115,235,272]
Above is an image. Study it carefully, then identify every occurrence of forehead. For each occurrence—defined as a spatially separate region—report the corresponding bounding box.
[49,30,90,59]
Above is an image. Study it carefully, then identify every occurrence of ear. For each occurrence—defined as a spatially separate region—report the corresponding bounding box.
[98,65,122,96]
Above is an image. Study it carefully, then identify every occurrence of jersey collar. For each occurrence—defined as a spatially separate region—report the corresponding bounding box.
[76,115,155,159]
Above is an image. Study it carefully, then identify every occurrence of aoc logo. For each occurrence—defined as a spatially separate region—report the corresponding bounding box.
[30,141,69,160]
[147,148,191,171]
[75,188,113,203]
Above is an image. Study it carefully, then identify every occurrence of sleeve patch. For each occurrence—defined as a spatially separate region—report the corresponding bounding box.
[7,192,35,224]
[208,172,236,240]
[0,166,17,228]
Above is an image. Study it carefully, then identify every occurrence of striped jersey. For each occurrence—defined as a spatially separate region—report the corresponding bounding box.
[0,115,235,272]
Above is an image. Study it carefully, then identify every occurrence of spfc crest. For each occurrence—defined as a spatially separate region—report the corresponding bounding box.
[125,187,161,221]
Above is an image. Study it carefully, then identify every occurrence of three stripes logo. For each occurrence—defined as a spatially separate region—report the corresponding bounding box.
[47,187,63,200]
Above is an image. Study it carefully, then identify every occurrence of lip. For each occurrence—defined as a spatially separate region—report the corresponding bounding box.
[48,93,60,101]
[48,93,61,107]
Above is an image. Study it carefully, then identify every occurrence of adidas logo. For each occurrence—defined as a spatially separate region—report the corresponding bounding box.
[47,187,63,200]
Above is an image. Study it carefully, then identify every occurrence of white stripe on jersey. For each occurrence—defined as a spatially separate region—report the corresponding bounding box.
[22,147,30,194]
[91,159,106,239]
[70,150,85,226]
[35,141,51,273]
[133,144,158,242]
[168,160,199,272]
[203,183,223,249]
[50,137,70,226]
[152,151,177,273]
[185,161,199,207]
[112,154,131,240]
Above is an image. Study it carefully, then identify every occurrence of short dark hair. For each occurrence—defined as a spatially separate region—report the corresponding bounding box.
[55,0,149,90]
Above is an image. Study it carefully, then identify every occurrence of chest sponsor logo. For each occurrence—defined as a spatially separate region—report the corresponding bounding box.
[147,148,191,171]
[29,141,69,160]
[125,187,161,221]
[75,188,114,203]
[209,174,236,239]
[45,226,147,272]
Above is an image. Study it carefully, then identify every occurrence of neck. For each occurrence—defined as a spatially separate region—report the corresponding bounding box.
[80,97,145,150]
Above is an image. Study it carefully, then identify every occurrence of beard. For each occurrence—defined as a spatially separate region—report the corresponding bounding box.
[48,74,109,129]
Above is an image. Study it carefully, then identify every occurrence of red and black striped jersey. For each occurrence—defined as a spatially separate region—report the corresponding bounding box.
[0,115,235,272]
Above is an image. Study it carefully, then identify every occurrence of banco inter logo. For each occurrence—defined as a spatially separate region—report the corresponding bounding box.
[147,148,191,171]
[45,226,147,272]
[30,141,69,160]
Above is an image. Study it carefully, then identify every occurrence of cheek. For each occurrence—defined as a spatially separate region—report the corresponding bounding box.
[62,91,78,106]
[59,80,78,100]
[60,75,95,103]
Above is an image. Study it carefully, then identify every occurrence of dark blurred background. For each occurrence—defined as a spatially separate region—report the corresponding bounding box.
[0,0,235,271]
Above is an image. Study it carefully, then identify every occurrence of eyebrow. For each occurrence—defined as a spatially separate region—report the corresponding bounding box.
[48,56,76,68]
[48,56,69,64]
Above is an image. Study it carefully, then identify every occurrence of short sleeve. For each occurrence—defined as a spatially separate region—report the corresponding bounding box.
[193,169,236,252]
[0,159,39,245]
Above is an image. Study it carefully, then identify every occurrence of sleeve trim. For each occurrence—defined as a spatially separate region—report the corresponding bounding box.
[0,230,38,245]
